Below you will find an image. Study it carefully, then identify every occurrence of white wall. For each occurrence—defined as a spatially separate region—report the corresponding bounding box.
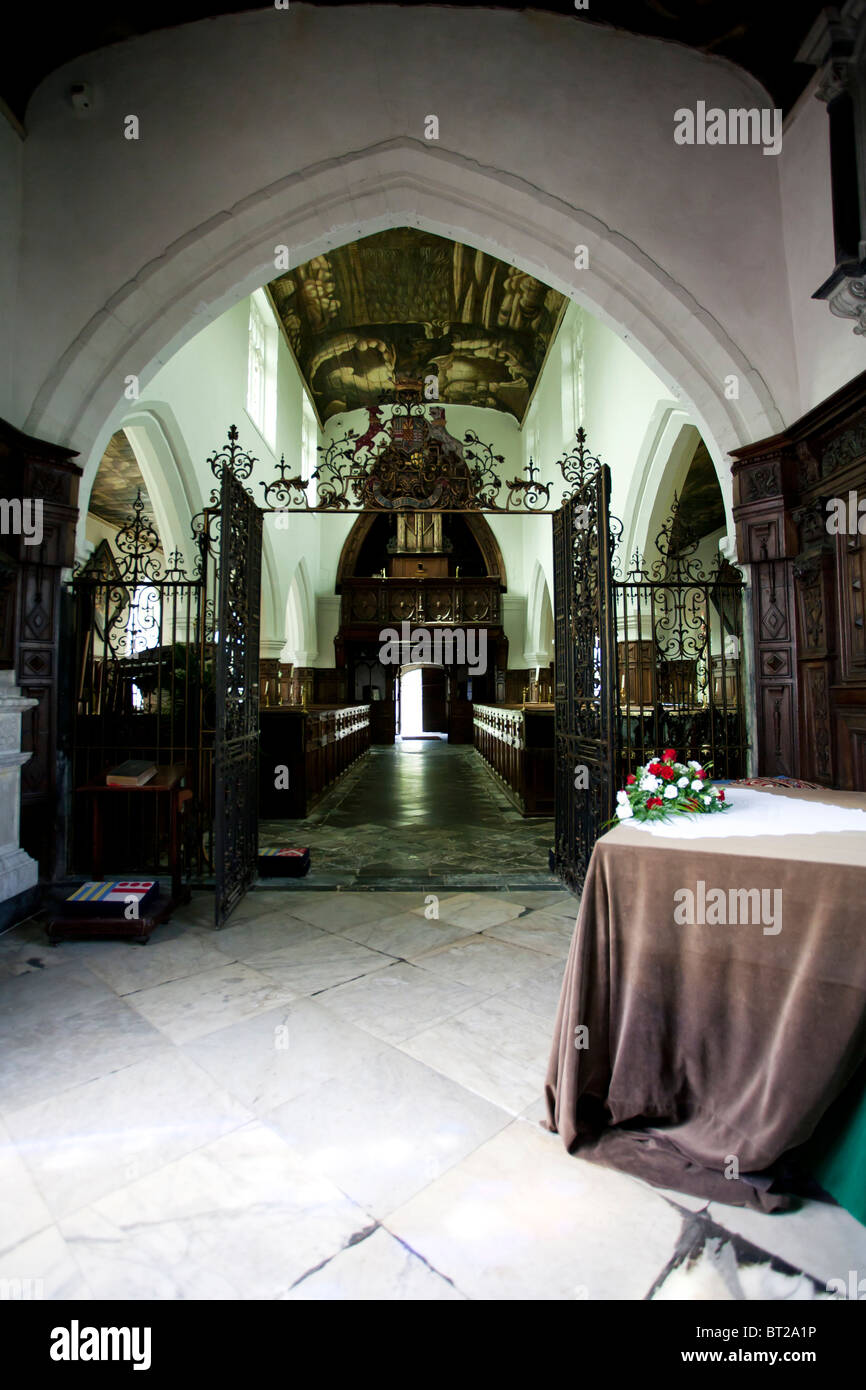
[7,3,830,482]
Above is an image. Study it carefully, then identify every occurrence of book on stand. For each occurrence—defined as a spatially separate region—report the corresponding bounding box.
[106,760,157,787]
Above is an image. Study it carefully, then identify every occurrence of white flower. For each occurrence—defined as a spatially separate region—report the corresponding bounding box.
[664,785,679,799]
[677,776,689,788]
[688,760,702,770]
[690,779,703,791]
[701,794,711,805]
[639,775,660,792]
[616,789,629,804]
[615,802,634,819]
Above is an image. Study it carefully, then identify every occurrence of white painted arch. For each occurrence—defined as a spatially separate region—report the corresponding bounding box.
[26,140,784,545]
[281,557,318,667]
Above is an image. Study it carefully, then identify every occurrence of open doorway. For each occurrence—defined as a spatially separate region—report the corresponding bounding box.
[397,664,448,740]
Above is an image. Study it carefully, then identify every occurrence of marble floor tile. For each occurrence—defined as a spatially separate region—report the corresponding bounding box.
[320,961,489,1044]
[0,962,114,1033]
[59,1122,369,1300]
[4,1052,251,1219]
[124,961,297,1045]
[492,959,567,1024]
[210,892,299,928]
[0,993,166,1115]
[386,1117,683,1300]
[263,1045,510,1220]
[348,891,462,916]
[420,894,528,931]
[280,894,391,933]
[0,1222,93,1299]
[706,1198,866,1289]
[482,908,575,958]
[245,935,393,997]
[0,1116,54,1255]
[499,891,578,913]
[0,920,97,974]
[84,930,237,997]
[398,994,551,1114]
[411,934,556,992]
[285,1225,466,1300]
[181,998,391,1113]
[207,916,328,964]
[335,909,476,958]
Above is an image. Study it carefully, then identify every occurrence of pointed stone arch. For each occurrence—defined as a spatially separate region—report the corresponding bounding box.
[525,560,555,667]
[24,141,785,549]
[282,556,317,665]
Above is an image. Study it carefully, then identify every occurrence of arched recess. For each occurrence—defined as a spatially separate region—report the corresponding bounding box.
[625,412,704,566]
[109,406,198,570]
[281,558,317,666]
[25,142,785,548]
[335,508,507,588]
[524,561,555,668]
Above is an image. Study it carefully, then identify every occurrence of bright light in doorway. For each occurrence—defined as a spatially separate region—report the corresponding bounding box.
[399,668,423,736]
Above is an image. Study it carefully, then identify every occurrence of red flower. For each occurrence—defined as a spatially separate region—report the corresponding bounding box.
[658,765,676,781]
[626,774,636,785]
[696,768,707,780]
[647,761,663,775]
[646,796,663,809]
[663,748,677,761]
[718,790,725,802]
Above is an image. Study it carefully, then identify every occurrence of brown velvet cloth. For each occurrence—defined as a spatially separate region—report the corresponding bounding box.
[545,787,866,1210]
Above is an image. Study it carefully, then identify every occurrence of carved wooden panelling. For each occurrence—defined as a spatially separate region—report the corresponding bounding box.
[732,371,866,790]
[760,649,791,678]
[744,518,782,563]
[839,529,866,679]
[20,685,52,799]
[800,665,833,784]
[756,563,791,644]
[793,553,834,659]
[760,683,795,778]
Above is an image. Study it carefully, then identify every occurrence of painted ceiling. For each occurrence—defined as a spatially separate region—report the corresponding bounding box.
[89,431,155,532]
[267,229,567,424]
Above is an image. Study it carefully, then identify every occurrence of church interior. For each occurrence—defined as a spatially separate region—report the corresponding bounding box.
[1,0,866,1312]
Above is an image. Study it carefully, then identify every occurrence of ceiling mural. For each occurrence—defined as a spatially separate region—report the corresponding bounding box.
[267,229,568,424]
[89,431,155,532]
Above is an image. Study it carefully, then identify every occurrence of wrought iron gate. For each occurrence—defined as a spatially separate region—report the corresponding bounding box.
[211,429,263,927]
[552,438,619,893]
[612,500,748,786]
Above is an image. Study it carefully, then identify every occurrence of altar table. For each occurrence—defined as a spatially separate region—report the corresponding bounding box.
[544,785,866,1211]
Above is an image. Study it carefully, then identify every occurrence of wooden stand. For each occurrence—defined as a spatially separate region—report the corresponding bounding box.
[48,764,192,944]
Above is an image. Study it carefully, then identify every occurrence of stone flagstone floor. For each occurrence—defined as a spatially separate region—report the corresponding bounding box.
[1,888,864,1301]
[259,741,556,889]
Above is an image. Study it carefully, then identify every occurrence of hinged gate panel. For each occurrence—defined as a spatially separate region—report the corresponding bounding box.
[213,460,263,928]
[552,463,618,893]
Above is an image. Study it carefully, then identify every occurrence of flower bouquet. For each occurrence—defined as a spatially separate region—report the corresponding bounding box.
[612,749,730,823]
